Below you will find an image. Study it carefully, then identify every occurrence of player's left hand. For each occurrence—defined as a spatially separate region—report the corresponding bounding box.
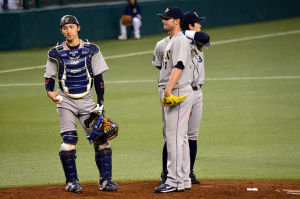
[162,94,186,107]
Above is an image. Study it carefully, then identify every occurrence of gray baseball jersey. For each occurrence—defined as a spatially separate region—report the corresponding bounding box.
[191,48,205,87]
[158,32,192,89]
[158,31,193,190]
[152,36,170,68]
[152,36,171,141]
[44,39,108,133]
[188,44,205,141]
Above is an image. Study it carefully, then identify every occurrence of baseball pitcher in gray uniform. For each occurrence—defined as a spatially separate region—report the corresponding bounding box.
[154,6,194,193]
[152,11,210,188]
[44,15,118,193]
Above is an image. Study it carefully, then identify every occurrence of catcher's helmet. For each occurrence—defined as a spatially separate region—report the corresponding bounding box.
[60,15,80,28]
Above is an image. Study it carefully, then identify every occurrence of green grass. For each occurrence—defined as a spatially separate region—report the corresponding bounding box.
[0,17,300,188]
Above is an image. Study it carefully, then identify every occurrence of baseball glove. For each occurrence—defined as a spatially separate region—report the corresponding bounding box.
[162,94,186,107]
[121,15,132,25]
[100,117,119,141]
[84,114,119,142]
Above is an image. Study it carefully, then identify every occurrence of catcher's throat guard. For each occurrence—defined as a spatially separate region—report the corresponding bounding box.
[84,113,119,144]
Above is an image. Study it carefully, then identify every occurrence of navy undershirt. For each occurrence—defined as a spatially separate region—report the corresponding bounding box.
[67,44,80,50]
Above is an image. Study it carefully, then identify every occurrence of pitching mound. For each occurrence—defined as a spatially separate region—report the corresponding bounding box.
[1,180,300,199]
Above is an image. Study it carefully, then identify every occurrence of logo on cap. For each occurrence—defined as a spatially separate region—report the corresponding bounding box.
[64,17,70,23]
[165,8,169,13]
[194,12,198,17]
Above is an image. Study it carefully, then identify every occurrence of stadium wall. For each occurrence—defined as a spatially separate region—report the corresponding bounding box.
[0,0,300,50]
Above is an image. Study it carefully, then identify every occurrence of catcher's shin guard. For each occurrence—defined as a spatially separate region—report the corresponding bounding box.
[95,147,119,191]
[95,148,112,181]
[59,149,79,183]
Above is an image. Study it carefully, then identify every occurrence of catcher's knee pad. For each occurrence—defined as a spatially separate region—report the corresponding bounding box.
[59,150,78,183]
[95,148,112,181]
[61,130,78,145]
[61,143,76,151]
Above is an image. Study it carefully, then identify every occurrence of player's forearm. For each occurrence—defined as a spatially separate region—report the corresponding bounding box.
[94,73,104,105]
[164,68,182,97]
[45,78,55,93]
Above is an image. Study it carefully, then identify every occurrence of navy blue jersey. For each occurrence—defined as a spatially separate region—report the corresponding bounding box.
[123,3,142,18]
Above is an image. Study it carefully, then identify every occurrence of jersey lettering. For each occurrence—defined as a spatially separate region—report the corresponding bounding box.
[153,55,156,62]
[164,50,171,61]
[197,56,203,63]
[192,48,202,63]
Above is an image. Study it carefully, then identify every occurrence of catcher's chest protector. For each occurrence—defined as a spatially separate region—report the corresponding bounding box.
[48,40,98,98]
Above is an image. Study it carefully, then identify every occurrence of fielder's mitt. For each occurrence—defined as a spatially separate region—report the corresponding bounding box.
[162,94,186,107]
[121,15,132,25]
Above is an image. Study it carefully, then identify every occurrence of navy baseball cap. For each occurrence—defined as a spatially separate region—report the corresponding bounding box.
[60,15,80,28]
[157,6,183,20]
[182,11,206,30]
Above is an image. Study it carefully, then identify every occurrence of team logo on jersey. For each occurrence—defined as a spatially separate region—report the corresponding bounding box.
[69,60,80,65]
[70,69,82,73]
[69,50,78,57]
[164,50,171,60]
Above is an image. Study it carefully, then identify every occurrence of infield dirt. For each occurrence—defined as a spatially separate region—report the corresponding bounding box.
[1,180,300,199]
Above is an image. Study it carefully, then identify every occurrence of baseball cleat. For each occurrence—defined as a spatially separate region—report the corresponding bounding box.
[98,180,119,192]
[185,186,192,190]
[155,184,178,193]
[190,171,200,185]
[65,180,82,193]
[118,35,127,40]
[134,34,141,39]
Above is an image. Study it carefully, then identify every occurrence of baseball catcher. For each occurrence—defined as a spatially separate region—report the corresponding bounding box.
[44,15,119,193]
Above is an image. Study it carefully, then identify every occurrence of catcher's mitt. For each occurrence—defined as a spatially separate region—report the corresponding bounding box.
[84,114,119,142]
[162,94,186,107]
[100,117,119,140]
[121,15,132,25]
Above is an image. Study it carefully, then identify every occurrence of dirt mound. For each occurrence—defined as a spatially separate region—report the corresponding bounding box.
[1,180,300,199]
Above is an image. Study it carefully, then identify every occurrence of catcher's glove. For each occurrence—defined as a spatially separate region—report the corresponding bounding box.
[101,117,119,141]
[84,113,119,142]
[162,94,186,107]
[121,15,132,25]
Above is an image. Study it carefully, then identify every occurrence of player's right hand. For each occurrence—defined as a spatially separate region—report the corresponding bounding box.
[90,103,104,115]
[47,91,62,104]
